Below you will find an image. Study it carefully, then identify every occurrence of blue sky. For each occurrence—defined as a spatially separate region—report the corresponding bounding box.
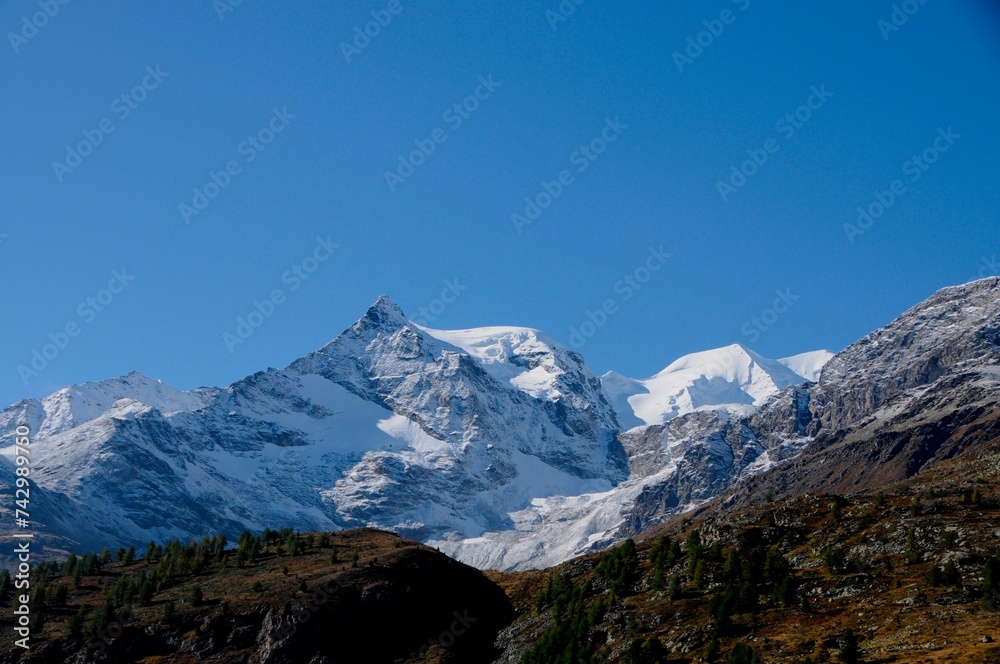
[2,0,999,407]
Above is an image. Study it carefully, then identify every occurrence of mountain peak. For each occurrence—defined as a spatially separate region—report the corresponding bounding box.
[367,294,406,317]
[778,350,835,383]
[603,344,811,427]
[354,295,409,332]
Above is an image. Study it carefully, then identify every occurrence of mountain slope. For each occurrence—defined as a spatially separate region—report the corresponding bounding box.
[721,276,1000,507]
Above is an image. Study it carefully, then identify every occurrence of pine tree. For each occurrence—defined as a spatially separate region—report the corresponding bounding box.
[839,629,860,664]
[668,575,682,600]
[66,605,87,641]
[163,600,175,622]
[693,559,708,589]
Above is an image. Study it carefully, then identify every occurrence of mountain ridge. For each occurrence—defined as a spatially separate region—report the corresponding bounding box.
[3,279,996,572]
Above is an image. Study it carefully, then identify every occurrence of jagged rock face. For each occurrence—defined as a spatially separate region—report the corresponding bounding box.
[624,278,1000,533]
[724,365,1000,505]
[0,297,630,569]
[720,277,1000,506]
[292,297,626,483]
[618,410,765,537]
[814,277,1000,433]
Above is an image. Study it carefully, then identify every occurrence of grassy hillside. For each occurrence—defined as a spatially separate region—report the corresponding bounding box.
[2,442,999,663]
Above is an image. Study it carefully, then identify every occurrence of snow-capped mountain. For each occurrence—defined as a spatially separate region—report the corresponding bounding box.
[0,297,630,569]
[778,350,835,383]
[600,344,817,428]
[4,280,993,571]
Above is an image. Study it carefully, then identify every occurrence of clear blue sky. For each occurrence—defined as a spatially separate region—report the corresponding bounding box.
[3,0,999,407]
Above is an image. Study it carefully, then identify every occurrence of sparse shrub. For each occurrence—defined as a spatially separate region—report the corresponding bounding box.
[625,635,666,664]
[706,638,721,661]
[822,547,846,575]
[811,639,829,663]
[728,643,760,664]
[928,565,942,587]
[162,601,175,622]
[838,628,860,664]
[904,529,920,565]
[668,575,682,600]
[186,584,203,606]
[982,556,1000,608]
[772,576,798,607]
[686,530,703,574]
